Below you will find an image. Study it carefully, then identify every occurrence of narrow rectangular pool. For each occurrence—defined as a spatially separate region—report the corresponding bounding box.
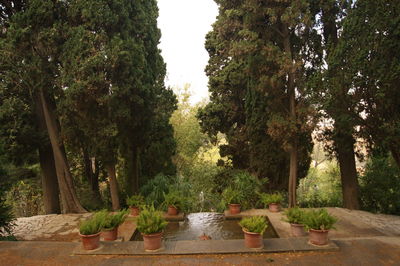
[131,212,278,241]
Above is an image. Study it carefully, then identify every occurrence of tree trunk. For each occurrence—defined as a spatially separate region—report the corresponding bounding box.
[106,164,120,211]
[82,149,102,203]
[336,132,360,210]
[126,146,140,195]
[39,88,86,213]
[34,93,61,214]
[283,24,298,207]
[38,145,61,214]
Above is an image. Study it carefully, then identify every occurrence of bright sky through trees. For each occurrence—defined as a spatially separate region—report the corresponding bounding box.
[157,0,218,104]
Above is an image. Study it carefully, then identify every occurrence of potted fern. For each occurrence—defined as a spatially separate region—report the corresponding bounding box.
[137,205,168,251]
[100,209,129,241]
[303,208,337,245]
[79,213,104,250]
[283,207,306,237]
[163,190,184,215]
[239,216,268,248]
[222,187,243,214]
[259,193,283,212]
[126,194,145,216]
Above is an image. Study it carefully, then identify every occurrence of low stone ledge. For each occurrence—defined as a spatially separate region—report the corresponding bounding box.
[72,238,339,255]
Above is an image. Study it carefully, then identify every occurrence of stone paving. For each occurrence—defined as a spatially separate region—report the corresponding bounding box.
[3,207,400,265]
[0,238,399,265]
[11,213,92,241]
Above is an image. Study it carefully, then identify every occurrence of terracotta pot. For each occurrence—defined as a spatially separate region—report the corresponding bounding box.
[268,203,280,212]
[167,206,179,215]
[80,232,101,250]
[243,230,263,248]
[290,223,306,237]
[229,203,241,215]
[130,206,140,216]
[142,232,163,251]
[102,227,118,241]
[309,229,329,245]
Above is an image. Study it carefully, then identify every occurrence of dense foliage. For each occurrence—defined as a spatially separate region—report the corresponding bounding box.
[0,0,176,215]
[0,188,14,236]
[1,0,400,217]
[198,0,313,199]
[297,164,343,208]
[360,155,400,215]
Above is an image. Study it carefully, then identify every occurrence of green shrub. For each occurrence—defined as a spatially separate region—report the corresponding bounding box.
[0,191,14,236]
[0,164,15,237]
[283,207,305,224]
[297,164,343,208]
[0,235,17,241]
[6,179,44,217]
[126,195,145,208]
[100,209,129,230]
[239,216,268,234]
[303,209,337,231]
[259,193,283,206]
[222,187,243,205]
[233,171,265,209]
[140,174,174,208]
[360,155,400,215]
[79,213,104,235]
[136,205,168,235]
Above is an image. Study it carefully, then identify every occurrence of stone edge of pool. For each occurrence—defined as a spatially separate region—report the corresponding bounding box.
[72,238,339,255]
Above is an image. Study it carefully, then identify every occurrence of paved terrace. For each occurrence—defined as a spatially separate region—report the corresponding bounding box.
[1,207,399,265]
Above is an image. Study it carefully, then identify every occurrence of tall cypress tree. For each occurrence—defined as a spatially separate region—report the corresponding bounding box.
[199,0,312,194]
[0,0,84,213]
[331,0,400,168]
[307,0,361,209]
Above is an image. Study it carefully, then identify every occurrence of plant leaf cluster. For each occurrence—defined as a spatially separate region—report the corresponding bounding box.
[136,205,168,235]
[126,195,145,208]
[162,190,185,209]
[79,213,104,235]
[239,216,268,234]
[97,209,129,230]
[259,193,283,206]
[283,207,306,224]
[302,209,337,231]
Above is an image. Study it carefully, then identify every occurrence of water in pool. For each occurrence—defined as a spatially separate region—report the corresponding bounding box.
[131,212,278,241]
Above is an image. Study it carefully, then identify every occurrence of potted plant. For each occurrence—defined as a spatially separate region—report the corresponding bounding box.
[239,216,268,248]
[222,187,243,214]
[283,207,306,237]
[79,213,104,250]
[100,209,129,241]
[126,195,145,216]
[137,205,168,251]
[163,190,184,215]
[259,193,283,212]
[303,208,337,245]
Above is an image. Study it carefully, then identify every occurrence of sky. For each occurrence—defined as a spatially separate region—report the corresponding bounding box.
[157,0,219,104]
